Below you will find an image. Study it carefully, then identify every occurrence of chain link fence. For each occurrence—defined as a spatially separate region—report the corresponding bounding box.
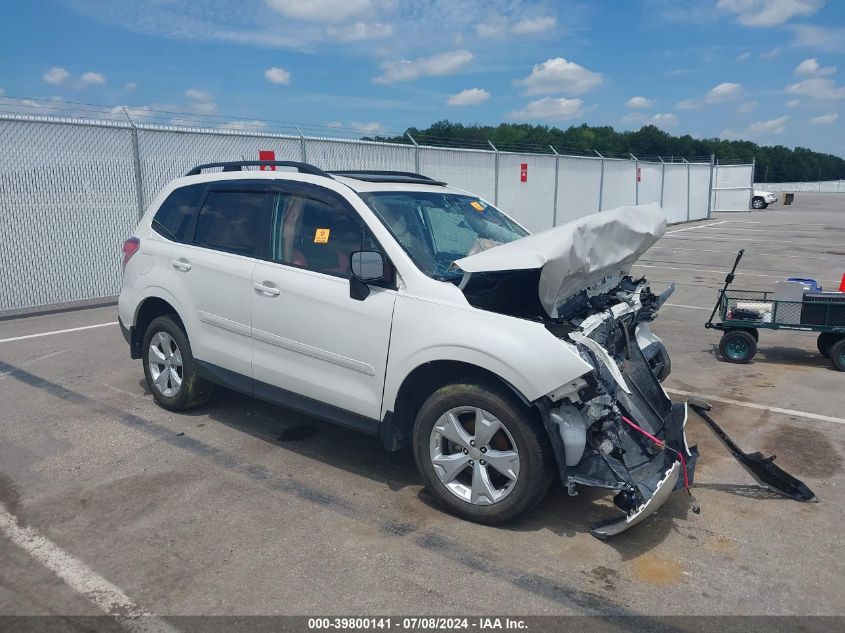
[0,110,752,312]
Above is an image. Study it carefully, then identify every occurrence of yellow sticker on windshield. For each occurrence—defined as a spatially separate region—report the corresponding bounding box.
[314,228,330,244]
[470,201,485,211]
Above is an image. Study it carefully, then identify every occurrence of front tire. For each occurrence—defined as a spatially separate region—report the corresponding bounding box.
[751,197,767,210]
[142,315,213,411]
[412,381,555,525]
[719,330,757,363]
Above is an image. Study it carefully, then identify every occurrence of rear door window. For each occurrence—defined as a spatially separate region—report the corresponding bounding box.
[151,184,205,242]
[193,190,273,258]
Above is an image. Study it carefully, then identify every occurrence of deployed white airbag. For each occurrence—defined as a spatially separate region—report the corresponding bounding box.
[454,204,667,318]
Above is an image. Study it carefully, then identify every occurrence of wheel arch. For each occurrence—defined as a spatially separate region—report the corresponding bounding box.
[380,359,541,453]
[130,293,188,359]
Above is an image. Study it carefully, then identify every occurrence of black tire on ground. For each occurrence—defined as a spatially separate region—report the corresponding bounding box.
[142,315,214,411]
[817,332,842,359]
[719,330,758,364]
[751,197,767,210]
[412,381,555,525]
[830,338,845,372]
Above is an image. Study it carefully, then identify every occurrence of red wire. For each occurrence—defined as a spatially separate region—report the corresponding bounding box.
[621,415,690,490]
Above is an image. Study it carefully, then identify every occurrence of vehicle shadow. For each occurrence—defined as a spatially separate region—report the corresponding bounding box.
[705,342,834,369]
[162,381,690,554]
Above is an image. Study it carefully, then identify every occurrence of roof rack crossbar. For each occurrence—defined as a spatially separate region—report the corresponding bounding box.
[327,170,447,186]
[185,160,333,178]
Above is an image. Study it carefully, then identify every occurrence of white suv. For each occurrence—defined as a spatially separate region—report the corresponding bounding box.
[119,161,697,538]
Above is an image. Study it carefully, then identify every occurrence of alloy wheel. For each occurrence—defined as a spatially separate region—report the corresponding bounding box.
[429,406,520,505]
[148,331,183,397]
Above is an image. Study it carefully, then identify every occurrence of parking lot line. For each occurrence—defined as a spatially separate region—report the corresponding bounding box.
[664,303,710,311]
[665,220,726,234]
[632,263,840,285]
[0,321,117,344]
[665,388,845,426]
[0,501,179,632]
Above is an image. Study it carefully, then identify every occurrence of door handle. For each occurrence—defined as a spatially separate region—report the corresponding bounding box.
[172,259,191,272]
[254,282,280,297]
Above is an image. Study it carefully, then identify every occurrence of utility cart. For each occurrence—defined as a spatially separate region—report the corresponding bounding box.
[705,250,845,371]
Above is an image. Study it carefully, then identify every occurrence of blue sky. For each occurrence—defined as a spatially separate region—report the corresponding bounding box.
[1,0,844,156]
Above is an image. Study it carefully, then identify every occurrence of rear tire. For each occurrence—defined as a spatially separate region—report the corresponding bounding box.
[719,330,757,364]
[817,332,841,358]
[751,197,767,210]
[830,338,845,372]
[142,316,213,411]
[412,381,554,525]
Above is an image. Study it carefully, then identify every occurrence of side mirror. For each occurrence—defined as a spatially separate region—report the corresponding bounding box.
[350,250,385,282]
[349,250,385,301]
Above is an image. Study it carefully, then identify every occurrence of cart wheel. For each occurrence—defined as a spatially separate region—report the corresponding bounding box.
[831,338,845,372]
[719,330,757,364]
[817,333,841,359]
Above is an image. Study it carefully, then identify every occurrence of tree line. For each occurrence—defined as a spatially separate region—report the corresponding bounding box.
[368,121,845,183]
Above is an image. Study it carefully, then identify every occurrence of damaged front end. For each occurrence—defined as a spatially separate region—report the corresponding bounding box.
[541,276,698,538]
[453,204,697,537]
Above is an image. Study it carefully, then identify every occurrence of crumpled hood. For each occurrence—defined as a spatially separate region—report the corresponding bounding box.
[454,203,667,318]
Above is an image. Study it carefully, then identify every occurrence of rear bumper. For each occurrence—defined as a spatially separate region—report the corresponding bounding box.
[118,317,140,358]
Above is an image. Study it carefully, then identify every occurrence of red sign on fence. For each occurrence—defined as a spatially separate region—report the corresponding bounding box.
[520,162,528,183]
[637,166,641,182]
[259,150,275,170]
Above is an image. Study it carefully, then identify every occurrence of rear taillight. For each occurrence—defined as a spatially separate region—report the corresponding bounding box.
[122,237,140,271]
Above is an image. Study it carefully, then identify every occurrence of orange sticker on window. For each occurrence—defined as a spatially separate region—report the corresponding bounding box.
[470,201,485,211]
[314,228,330,243]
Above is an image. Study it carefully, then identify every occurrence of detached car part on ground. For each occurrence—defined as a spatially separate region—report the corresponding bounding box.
[119,164,814,540]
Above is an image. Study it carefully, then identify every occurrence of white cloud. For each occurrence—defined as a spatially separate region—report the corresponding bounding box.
[810,112,838,124]
[512,16,556,34]
[760,47,781,58]
[651,113,678,127]
[787,77,845,99]
[795,58,836,76]
[736,51,752,61]
[326,22,393,41]
[716,0,824,27]
[264,0,378,24]
[218,120,268,131]
[785,99,801,107]
[374,50,473,84]
[514,57,602,96]
[722,115,789,139]
[327,121,343,128]
[737,99,759,113]
[265,66,291,84]
[124,82,138,92]
[43,67,70,85]
[0,88,5,97]
[509,97,584,121]
[447,88,490,106]
[80,71,106,85]
[790,24,845,53]
[476,13,555,38]
[676,82,743,109]
[350,121,386,134]
[625,96,654,109]
[185,88,218,114]
[707,82,743,101]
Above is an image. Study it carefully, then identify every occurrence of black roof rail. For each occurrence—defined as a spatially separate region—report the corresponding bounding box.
[185,160,333,178]
[328,170,447,186]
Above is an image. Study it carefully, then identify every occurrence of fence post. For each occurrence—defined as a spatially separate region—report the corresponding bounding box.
[488,140,499,205]
[683,158,690,221]
[630,153,639,205]
[594,150,604,212]
[295,126,307,162]
[707,154,715,219]
[550,146,560,226]
[659,156,665,208]
[750,156,756,213]
[122,107,145,218]
[406,132,420,173]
